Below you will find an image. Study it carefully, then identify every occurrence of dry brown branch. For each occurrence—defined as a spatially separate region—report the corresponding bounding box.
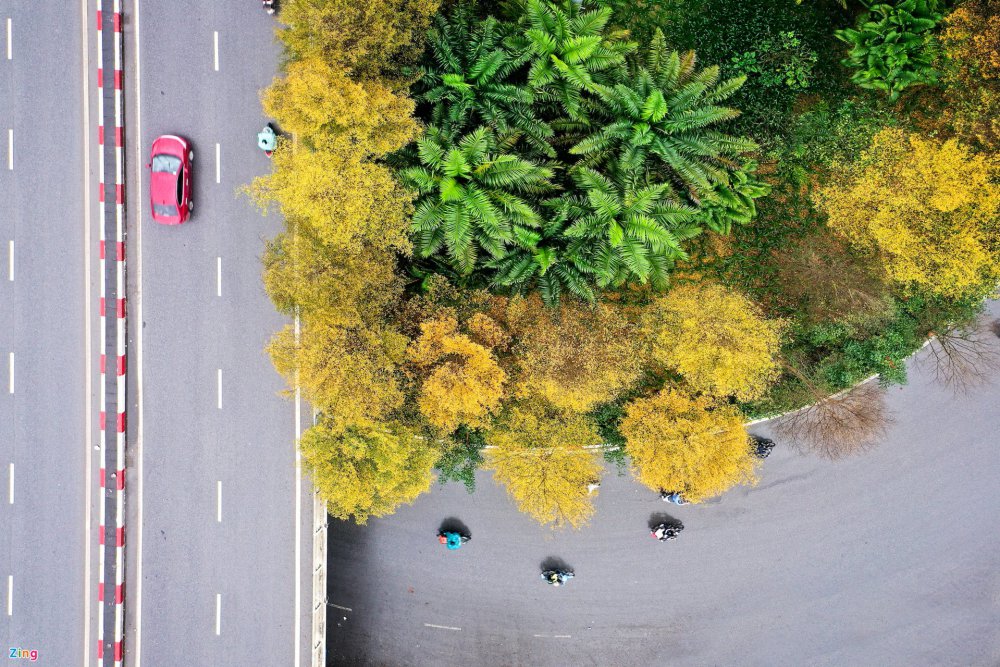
[919,324,1000,394]
[773,382,893,460]
[775,232,892,327]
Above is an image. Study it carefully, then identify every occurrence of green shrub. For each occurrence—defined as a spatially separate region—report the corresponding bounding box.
[835,0,943,101]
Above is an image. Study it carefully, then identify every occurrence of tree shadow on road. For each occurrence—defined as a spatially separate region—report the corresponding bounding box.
[326,516,376,666]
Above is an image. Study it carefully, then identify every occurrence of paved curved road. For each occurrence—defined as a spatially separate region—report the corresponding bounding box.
[327,300,1000,667]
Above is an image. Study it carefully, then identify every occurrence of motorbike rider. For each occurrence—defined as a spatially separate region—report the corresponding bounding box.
[542,569,573,586]
[652,522,684,541]
[660,490,688,505]
[437,530,469,550]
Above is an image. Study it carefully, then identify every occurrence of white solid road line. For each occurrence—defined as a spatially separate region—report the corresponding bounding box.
[216,481,222,522]
[7,240,12,281]
[7,129,11,170]
[215,143,220,184]
[213,31,219,71]
[217,369,222,409]
[294,313,302,667]
[80,0,93,662]
[7,463,12,504]
[6,576,11,616]
[132,0,146,664]
[424,623,461,631]
[215,594,221,636]
[216,257,221,297]
[6,18,10,60]
[7,352,12,394]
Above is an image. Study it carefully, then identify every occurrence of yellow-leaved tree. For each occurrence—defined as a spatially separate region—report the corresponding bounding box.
[641,283,784,401]
[407,316,506,432]
[621,389,757,502]
[506,295,643,413]
[484,405,603,529]
[939,0,1000,151]
[816,129,1000,299]
[245,140,413,255]
[262,225,401,328]
[278,0,439,76]
[268,317,408,426]
[262,57,420,152]
[300,418,438,523]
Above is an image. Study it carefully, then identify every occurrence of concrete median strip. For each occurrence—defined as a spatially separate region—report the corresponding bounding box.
[93,1,128,665]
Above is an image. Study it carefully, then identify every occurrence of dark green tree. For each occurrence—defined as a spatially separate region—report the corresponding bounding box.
[401,126,555,275]
[571,30,758,202]
[505,0,636,121]
[417,9,555,155]
[835,0,943,102]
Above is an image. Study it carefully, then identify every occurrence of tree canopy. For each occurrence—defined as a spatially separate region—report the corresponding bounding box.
[641,282,785,400]
[816,129,1000,299]
[484,405,603,528]
[621,389,758,502]
[300,419,438,523]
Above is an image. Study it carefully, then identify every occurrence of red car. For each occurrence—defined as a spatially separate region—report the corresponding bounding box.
[149,135,193,224]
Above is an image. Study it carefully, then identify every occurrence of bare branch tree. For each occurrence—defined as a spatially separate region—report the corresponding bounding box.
[773,381,893,460]
[918,323,1000,394]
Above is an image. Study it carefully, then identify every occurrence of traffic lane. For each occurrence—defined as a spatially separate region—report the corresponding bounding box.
[135,221,230,664]
[135,0,295,663]
[328,302,1000,667]
[1,2,87,663]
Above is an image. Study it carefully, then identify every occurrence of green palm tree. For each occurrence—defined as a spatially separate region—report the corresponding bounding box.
[486,213,600,304]
[418,9,555,156]
[488,166,701,303]
[570,29,757,202]
[505,0,636,122]
[558,167,701,288]
[401,126,556,276]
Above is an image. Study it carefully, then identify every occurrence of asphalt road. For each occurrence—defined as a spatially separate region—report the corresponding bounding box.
[0,3,89,665]
[126,2,313,665]
[327,299,1000,667]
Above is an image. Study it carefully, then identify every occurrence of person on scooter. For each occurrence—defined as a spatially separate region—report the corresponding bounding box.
[652,521,684,541]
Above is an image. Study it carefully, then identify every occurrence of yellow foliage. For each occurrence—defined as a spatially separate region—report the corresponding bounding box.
[939,1,1000,150]
[641,283,784,401]
[262,227,401,327]
[941,3,1000,80]
[816,129,1000,299]
[621,389,757,502]
[484,406,603,529]
[466,312,511,351]
[268,317,408,424]
[262,57,420,151]
[508,295,643,413]
[245,139,413,255]
[278,0,439,77]
[408,316,506,431]
[300,419,437,524]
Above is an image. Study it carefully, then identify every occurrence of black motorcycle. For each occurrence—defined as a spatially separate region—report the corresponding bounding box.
[651,522,684,541]
[750,435,775,459]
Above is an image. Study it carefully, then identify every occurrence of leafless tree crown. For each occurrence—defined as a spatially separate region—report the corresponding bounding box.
[774,381,893,460]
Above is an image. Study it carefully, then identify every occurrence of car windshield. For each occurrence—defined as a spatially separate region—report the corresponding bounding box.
[151,154,181,174]
[154,204,179,217]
